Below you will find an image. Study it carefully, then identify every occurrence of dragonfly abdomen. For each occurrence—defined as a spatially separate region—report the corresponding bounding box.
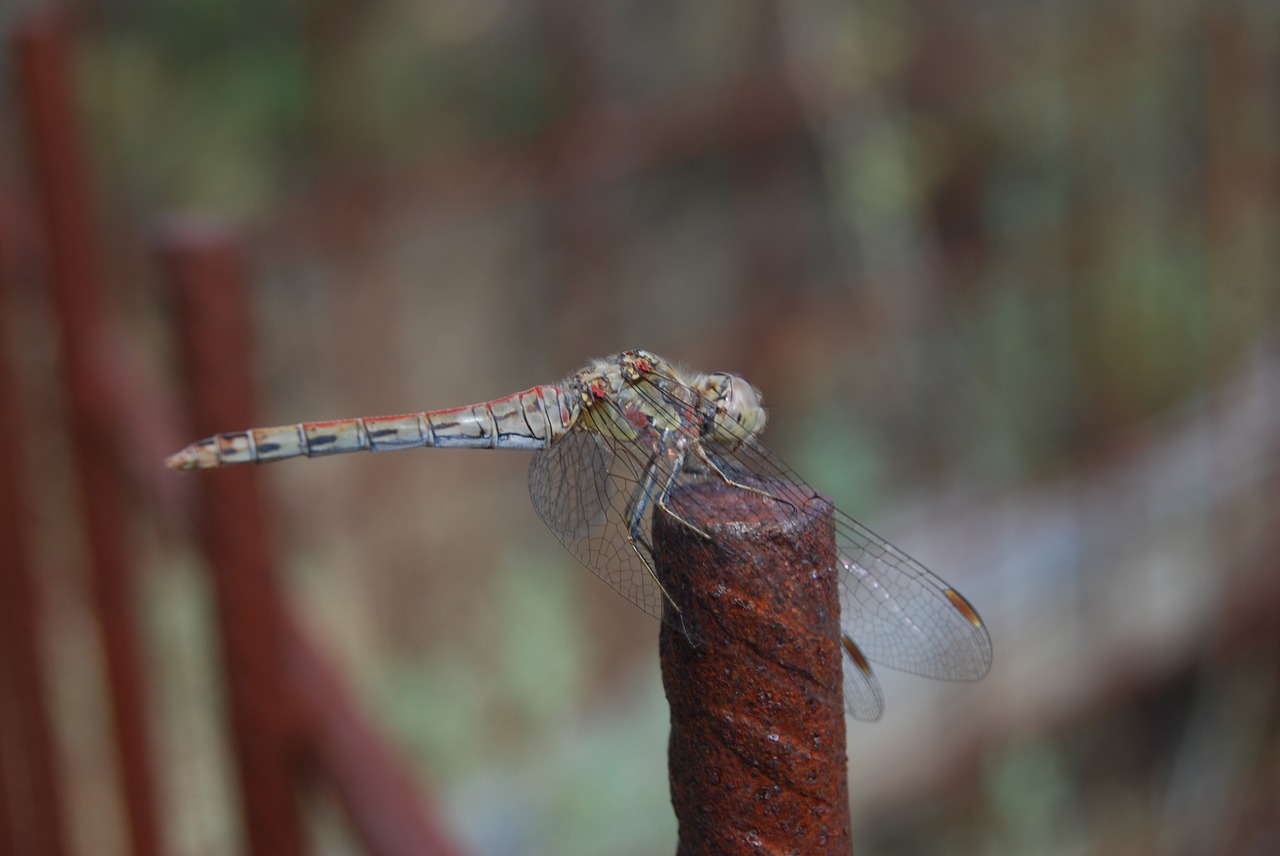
[165,385,574,470]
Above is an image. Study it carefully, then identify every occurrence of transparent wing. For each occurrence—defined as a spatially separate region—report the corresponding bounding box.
[527,429,613,542]
[841,635,886,721]
[527,428,669,620]
[709,436,993,682]
[834,514,991,680]
[528,423,889,720]
[529,368,991,721]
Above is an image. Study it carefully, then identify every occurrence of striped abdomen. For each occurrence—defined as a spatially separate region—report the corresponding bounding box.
[166,385,575,471]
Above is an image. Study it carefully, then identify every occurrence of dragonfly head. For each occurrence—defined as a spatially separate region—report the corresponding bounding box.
[702,371,767,442]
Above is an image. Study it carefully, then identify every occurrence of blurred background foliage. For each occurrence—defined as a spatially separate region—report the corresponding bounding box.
[3,0,1278,854]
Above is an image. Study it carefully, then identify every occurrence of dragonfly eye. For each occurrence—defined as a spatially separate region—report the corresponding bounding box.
[707,373,766,439]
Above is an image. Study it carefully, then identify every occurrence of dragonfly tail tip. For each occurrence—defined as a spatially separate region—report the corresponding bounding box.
[164,448,199,471]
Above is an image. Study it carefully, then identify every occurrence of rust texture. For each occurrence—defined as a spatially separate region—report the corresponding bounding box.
[0,253,67,856]
[12,10,162,856]
[158,217,308,856]
[656,479,851,855]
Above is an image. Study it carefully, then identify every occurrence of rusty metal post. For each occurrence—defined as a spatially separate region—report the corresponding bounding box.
[157,217,307,856]
[656,479,852,855]
[11,10,162,856]
[0,273,68,856]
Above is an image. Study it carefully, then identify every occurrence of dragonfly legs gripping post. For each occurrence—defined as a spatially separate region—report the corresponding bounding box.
[698,445,800,515]
[624,433,803,627]
[623,453,687,619]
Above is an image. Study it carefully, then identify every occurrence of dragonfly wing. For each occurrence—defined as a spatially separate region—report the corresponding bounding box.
[835,511,992,680]
[708,436,993,682]
[527,429,668,620]
[527,428,612,540]
[841,634,886,721]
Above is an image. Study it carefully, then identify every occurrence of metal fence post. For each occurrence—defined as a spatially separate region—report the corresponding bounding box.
[12,10,162,855]
[0,248,68,856]
[157,217,308,856]
[656,479,852,854]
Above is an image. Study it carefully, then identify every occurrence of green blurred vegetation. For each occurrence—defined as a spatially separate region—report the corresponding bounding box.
[80,0,558,213]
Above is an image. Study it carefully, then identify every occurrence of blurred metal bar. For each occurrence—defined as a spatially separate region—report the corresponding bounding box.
[0,703,12,856]
[157,217,308,856]
[539,0,620,360]
[160,214,470,856]
[91,325,197,534]
[1205,6,1280,347]
[11,10,162,856]
[286,621,470,856]
[0,262,68,856]
[655,479,851,855]
[731,8,809,337]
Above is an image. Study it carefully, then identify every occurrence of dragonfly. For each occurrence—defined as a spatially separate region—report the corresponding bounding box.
[168,349,991,720]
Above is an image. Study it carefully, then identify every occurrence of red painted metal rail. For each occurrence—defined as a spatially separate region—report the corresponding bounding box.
[6,8,475,856]
[159,221,310,856]
[12,10,163,856]
[0,234,69,856]
[159,219,468,856]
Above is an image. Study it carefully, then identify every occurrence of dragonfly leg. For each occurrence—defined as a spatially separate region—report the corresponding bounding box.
[654,442,712,540]
[623,457,685,617]
[626,438,713,542]
[621,449,662,555]
[695,444,799,513]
